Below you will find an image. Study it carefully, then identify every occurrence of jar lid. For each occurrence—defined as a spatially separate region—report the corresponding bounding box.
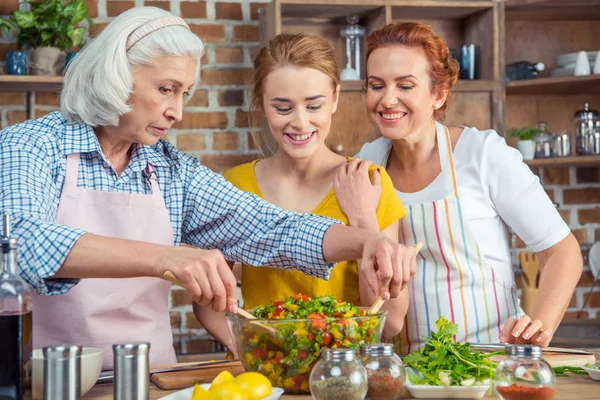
[113,342,150,357]
[505,344,542,359]
[322,348,356,362]
[360,343,395,357]
[574,103,599,120]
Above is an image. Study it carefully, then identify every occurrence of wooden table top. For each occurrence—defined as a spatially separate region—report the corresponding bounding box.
[28,349,600,399]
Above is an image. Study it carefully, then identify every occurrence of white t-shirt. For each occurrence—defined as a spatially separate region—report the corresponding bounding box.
[357,126,570,279]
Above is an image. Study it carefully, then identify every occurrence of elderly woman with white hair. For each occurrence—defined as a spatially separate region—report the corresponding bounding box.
[0,7,417,370]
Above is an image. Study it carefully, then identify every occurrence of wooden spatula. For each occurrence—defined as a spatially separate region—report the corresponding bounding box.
[162,270,277,334]
[368,242,424,314]
[519,251,540,288]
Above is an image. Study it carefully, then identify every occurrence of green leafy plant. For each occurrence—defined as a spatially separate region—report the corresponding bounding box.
[509,126,543,141]
[403,317,500,387]
[11,0,92,50]
[0,17,16,35]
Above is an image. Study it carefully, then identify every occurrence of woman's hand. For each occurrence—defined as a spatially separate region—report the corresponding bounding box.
[333,158,382,229]
[500,315,554,347]
[160,246,238,313]
[360,232,417,299]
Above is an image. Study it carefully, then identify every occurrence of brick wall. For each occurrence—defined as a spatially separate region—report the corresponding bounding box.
[1,1,598,353]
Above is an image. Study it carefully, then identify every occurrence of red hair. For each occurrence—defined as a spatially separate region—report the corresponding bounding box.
[365,22,459,120]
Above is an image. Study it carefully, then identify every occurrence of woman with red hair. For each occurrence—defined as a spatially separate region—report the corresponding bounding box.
[336,22,582,351]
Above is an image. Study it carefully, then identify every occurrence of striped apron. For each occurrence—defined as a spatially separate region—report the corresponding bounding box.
[396,121,523,353]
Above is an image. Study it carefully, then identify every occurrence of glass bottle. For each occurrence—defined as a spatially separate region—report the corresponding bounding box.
[309,348,368,400]
[494,344,555,400]
[0,214,33,400]
[534,122,553,158]
[360,343,404,400]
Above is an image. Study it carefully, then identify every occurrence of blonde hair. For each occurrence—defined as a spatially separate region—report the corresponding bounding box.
[60,7,205,127]
[249,33,340,155]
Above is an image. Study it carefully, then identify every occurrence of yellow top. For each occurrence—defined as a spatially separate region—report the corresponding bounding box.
[223,159,407,309]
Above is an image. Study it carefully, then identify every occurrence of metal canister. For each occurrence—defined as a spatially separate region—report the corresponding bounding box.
[113,342,150,400]
[43,345,82,400]
[574,103,598,154]
[555,131,571,157]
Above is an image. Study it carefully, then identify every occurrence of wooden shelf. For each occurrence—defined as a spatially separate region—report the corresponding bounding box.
[391,1,493,20]
[505,75,600,95]
[0,75,63,92]
[525,155,600,168]
[505,0,600,20]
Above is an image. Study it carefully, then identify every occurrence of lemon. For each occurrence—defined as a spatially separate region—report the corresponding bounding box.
[211,370,235,386]
[234,372,272,400]
[207,382,248,400]
[191,383,209,400]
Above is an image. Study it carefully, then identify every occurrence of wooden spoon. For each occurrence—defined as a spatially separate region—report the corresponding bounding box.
[368,242,424,314]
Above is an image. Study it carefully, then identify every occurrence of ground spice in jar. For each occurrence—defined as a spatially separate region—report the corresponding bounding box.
[310,376,368,400]
[366,369,404,400]
[496,383,555,400]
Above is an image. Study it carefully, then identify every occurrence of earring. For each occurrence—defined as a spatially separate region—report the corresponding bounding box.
[435,104,441,109]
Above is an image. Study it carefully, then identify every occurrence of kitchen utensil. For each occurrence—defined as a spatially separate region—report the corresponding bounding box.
[113,343,150,400]
[162,270,277,334]
[519,251,540,288]
[96,359,239,384]
[367,242,423,314]
[43,345,82,400]
[555,130,572,157]
[470,344,593,355]
[574,103,599,155]
[150,360,246,390]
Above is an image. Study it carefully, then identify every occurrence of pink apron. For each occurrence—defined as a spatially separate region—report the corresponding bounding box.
[32,152,177,370]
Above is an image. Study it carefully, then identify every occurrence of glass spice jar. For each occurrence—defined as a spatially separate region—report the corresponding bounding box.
[494,344,556,400]
[360,343,404,400]
[309,348,368,400]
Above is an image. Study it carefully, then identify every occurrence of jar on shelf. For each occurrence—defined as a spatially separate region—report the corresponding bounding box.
[534,122,554,158]
[574,103,599,155]
[359,343,404,400]
[309,348,368,400]
[494,344,555,400]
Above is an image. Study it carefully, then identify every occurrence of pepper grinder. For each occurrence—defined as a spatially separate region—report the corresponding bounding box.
[113,342,150,400]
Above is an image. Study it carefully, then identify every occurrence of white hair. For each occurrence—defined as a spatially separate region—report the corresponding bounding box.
[60,7,205,127]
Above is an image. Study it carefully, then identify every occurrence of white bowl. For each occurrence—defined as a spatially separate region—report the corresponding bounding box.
[158,384,284,400]
[404,367,490,399]
[582,364,600,381]
[31,347,103,399]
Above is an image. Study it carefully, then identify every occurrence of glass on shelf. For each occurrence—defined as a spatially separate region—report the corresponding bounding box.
[339,16,366,81]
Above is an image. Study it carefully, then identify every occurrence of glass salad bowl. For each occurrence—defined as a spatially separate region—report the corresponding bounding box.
[225,294,386,394]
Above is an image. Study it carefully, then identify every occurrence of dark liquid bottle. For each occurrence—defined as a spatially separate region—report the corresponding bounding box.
[0,215,32,400]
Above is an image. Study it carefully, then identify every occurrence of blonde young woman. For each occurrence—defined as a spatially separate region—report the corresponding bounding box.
[194,33,415,353]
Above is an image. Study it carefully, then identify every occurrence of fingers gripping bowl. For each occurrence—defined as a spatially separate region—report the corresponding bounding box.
[226,294,387,394]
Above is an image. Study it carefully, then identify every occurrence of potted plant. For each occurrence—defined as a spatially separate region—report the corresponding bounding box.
[509,126,542,161]
[11,0,92,75]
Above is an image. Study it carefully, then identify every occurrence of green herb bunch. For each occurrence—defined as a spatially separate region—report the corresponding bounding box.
[11,0,92,50]
[403,317,500,386]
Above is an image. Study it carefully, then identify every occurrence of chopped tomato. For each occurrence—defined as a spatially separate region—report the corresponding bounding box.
[252,348,267,359]
[322,332,332,346]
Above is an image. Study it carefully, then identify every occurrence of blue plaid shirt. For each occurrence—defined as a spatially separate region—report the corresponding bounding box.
[0,112,340,295]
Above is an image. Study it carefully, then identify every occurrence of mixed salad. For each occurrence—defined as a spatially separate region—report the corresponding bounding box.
[237,293,385,393]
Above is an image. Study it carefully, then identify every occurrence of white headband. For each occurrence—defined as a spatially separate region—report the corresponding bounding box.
[126,16,190,51]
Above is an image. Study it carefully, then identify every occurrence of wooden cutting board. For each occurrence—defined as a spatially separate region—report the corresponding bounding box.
[150,361,245,390]
[491,352,596,368]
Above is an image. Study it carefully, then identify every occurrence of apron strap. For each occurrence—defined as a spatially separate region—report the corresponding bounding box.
[435,121,460,198]
[64,153,80,187]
